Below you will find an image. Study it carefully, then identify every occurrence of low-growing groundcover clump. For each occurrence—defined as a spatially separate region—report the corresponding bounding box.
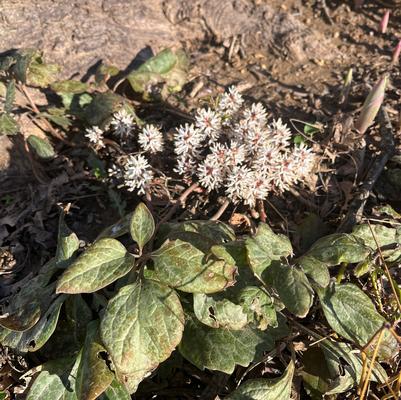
[0,46,401,400]
[0,203,399,399]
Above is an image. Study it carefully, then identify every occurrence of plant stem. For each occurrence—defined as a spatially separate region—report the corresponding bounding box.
[19,84,76,146]
[210,199,230,221]
[156,182,200,228]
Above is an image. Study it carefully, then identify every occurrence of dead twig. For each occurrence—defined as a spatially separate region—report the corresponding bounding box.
[338,109,395,232]
[18,84,76,147]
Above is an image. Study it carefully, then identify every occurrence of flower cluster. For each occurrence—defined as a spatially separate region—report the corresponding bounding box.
[85,109,163,194]
[174,86,316,207]
[86,87,316,207]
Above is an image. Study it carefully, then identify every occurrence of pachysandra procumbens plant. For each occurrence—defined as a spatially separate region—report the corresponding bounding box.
[0,204,399,399]
[87,87,316,208]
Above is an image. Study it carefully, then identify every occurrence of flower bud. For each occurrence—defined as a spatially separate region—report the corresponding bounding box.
[392,39,401,65]
[355,75,387,134]
[379,10,390,34]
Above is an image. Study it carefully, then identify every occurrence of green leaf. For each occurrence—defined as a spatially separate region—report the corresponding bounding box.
[179,315,289,374]
[265,262,314,318]
[317,283,399,360]
[301,347,340,398]
[4,80,15,113]
[26,353,81,400]
[27,135,55,160]
[0,295,65,353]
[56,213,79,264]
[193,293,248,330]
[12,49,36,83]
[98,380,130,400]
[56,238,135,294]
[127,49,188,99]
[352,224,401,261]
[65,295,93,347]
[27,370,68,400]
[38,109,72,130]
[96,213,133,240]
[155,221,236,259]
[100,280,184,392]
[303,122,322,136]
[319,339,388,385]
[148,239,237,293]
[83,92,122,126]
[61,92,93,116]
[299,233,369,267]
[0,263,58,332]
[51,80,89,94]
[26,53,60,87]
[225,360,294,400]
[0,112,18,135]
[95,64,120,84]
[237,286,277,330]
[246,223,292,278]
[76,321,114,400]
[130,203,155,252]
[0,300,41,331]
[297,256,330,288]
[158,220,235,246]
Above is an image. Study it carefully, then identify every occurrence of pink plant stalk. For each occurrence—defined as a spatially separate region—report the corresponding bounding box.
[355,76,387,134]
[392,40,401,65]
[379,10,390,34]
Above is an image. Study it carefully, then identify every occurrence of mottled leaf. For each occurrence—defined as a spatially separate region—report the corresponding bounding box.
[83,92,122,126]
[0,295,65,353]
[96,213,133,240]
[76,321,114,400]
[56,213,79,264]
[0,300,41,331]
[127,49,188,98]
[300,233,369,267]
[179,314,289,374]
[237,286,277,330]
[95,64,119,84]
[317,283,399,360]
[27,353,81,400]
[265,262,313,318]
[158,220,235,246]
[27,370,68,400]
[297,256,330,288]
[38,109,72,130]
[98,380,130,400]
[51,80,89,94]
[27,135,55,160]
[26,52,60,87]
[193,293,247,330]
[225,361,294,400]
[352,224,401,261]
[130,203,155,252]
[0,112,18,135]
[4,80,15,113]
[148,239,237,293]
[320,339,388,385]
[56,238,135,294]
[246,223,292,277]
[100,280,184,392]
